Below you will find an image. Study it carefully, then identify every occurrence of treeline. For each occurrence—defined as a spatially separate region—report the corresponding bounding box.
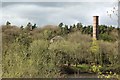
[3,21,119,42]
[1,21,120,78]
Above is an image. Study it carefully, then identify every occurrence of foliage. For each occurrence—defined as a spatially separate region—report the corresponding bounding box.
[28,40,60,78]
[90,40,100,64]
[2,40,60,78]
[2,42,28,77]
[16,33,32,47]
[91,65,119,79]
[49,40,78,66]
[1,23,120,78]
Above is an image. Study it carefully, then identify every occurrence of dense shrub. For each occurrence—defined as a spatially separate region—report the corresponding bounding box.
[2,24,120,78]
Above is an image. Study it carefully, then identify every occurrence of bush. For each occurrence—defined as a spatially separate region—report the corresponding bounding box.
[28,40,60,78]
[2,42,28,78]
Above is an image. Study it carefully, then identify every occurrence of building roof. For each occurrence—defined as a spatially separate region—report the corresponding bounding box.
[50,36,64,43]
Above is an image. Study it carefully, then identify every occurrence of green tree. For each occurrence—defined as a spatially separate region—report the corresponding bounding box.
[2,42,28,78]
[6,21,11,26]
[49,40,82,67]
[76,22,83,30]
[90,40,100,64]
[16,33,32,47]
[29,40,59,78]
[58,22,63,28]
[32,24,37,30]
[25,22,32,31]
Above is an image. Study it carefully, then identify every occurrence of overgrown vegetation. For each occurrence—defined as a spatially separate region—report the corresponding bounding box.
[1,22,120,78]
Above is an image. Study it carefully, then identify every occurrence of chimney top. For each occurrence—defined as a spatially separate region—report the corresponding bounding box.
[93,16,99,17]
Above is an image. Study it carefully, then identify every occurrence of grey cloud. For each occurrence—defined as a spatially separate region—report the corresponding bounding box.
[1,2,118,27]
[2,2,66,7]
[2,0,117,2]
[0,2,2,24]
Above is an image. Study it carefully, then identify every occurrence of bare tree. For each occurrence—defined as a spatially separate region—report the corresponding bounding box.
[107,0,119,21]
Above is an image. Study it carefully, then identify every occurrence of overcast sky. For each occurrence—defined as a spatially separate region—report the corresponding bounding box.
[0,0,118,27]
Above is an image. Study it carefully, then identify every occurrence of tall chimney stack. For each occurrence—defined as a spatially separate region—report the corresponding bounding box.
[93,16,99,40]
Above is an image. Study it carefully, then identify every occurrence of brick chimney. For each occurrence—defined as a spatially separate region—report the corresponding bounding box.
[93,16,99,40]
